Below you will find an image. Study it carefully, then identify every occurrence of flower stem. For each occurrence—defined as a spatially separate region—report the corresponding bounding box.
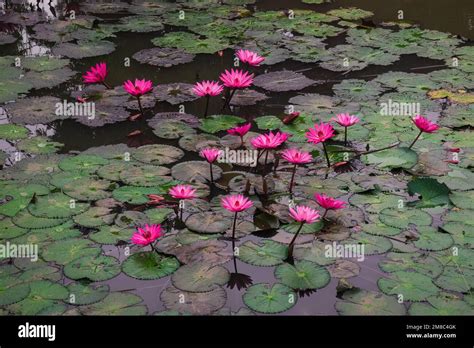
[344,127,348,147]
[204,95,210,117]
[287,222,304,260]
[408,130,422,149]
[149,242,157,253]
[102,81,112,89]
[231,211,238,240]
[289,163,297,193]
[209,162,214,183]
[136,96,144,116]
[264,150,269,167]
[239,135,244,148]
[322,209,328,219]
[179,202,183,221]
[226,89,237,110]
[322,141,331,168]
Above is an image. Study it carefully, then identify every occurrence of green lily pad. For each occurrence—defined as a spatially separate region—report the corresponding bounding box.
[6,96,64,124]
[449,191,474,210]
[378,271,440,301]
[200,115,246,134]
[42,238,101,265]
[59,155,109,173]
[52,40,116,59]
[336,288,406,315]
[243,283,296,314]
[80,293,147,315]
[160,285,226,315]
[343,232,392,255]
[253,70,316,92]
[185,211,232,234]
[0,278,30,306]
[0,217,28,239]
[132,144,184,165]
[274,260,331,290]
[238,240,287,267]
[379,208,432,229]
[12,210,69,229]
[293,241,336,266]
[433,266,474,293]
[254,115,283,130]
[64,255,121,282]
[413,226,454,251]
[28,192,90,218]
[409,292,474,315]
[73,207,115,228]
[408,178,450,208]
[171,262,230,292]
[17,136,64,155]
[119,165,172,187]
[123,252,179,280]
[112,186,166,205]
[379,252,444,278]
[89,225,134,245]
[172,161,223,183]
[364,147,418,169]
[0,80,33,104]
[152,120,196,139]
[0,124,29,140]
[67,283,109,305]
[21,56,70,72]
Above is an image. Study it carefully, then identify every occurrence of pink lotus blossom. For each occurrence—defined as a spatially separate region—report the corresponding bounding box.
[200,148,222,163]
[236,49,265,66]
[131,224,162,246]
[221,194,253,213]
[289,205,320,224]
[169,185,196,200]
[83,62,108,85]
[250,131,290,150]
[219,69,254,89]
[193,80,223,97]
[227,123,251,137]
[315,193,346,210]
[306,122,335,144]
[123,79,153,97]
[412,115,439,133]
[281,148,313,164]
[332,113,360,127]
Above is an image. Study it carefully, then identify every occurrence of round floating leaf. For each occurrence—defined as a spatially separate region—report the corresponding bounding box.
[97,161,138,181]
[52,40,116,59]
[449,191,474,210]
[133,47,195,67]
[28,192,89,218]
[80,293,147,315]
[185,211,232,234]
[179,133,220,152]
[275,260,330,290]
[0,218,28,239]
[199,115,246,134]
[328,260,360,278]
[255,115,283,130]
[160,285,226,315]
[172,263,230,292]
[89,225,134,245]
[64,255,121,282]
[336,288,406,315]
[115,211,149,228]
[333,79,385,101]
[364,147,418,169]
[153,83,199,105]
[6,96,64,124]
[379,208,432,229]
[152,120,196,139]
[73,207,115,228]
[293,241,336,266]
[378,271,440,301]
[59,155,109,173]
[409,293,474,315]
[0,278,30,306]
[17,136,64,155]
[0,80,33,104]
[379,252,444,278]
[12,211,69,229]
[21,56,70,72]
[343,232,392,255]
[413,226,454,251]
[132,144,184,165]
[282,220,324,235]
[24,67,76,90]
[0,183,50,217]
[119,165,171,187]
[433,266,474,293]
[67,283,109,305]
[0,124,29,140]
[238,240,287,266]
[123,252,179,280]
[243,283,296,314]
[112,186,166,205]
[42,238,101,265]
[172,161,223,183]
[408,178,450,208]
[230,89,268,106]
[253,70,316,92]
[144,207,174,224]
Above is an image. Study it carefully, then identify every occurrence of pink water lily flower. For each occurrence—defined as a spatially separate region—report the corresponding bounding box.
[227,123,251,137]
[409,115,440,149]
[131,224,163,250]
[306,122,335,168]
[306,122,335,144]
[169,184,196,200]
[332,113,360,127]
[412,115,439,133]
[193,80,223,97]
[83,62,109,87]
[289,205,320,224]
[200,148,222,163]
[219,69,254,89]
[281,148,313,164]
[236,49,265,66]
[123,79,153,97]
[221,194,253,213]
[250,131,290,150]
[287,205,320,260]
[315,193,346,218]
[282,148,313,193]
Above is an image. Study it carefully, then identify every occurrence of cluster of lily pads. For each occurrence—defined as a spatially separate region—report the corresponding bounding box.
[0,1,473,316]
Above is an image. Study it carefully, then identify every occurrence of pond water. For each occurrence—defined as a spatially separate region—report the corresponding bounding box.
[0,0,473,316]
